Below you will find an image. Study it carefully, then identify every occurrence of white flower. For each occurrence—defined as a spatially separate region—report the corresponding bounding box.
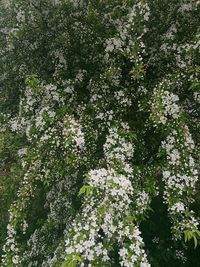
[140,262,151,267]
[119,247,128,257]
[12,255,19,264]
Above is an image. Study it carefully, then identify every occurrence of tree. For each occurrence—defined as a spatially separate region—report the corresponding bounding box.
[0,0,200,266]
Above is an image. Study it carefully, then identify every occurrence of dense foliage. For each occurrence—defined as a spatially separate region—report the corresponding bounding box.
[0,0,200,266]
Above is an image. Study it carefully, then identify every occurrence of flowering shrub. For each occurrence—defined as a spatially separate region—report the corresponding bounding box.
[0,0,200,266]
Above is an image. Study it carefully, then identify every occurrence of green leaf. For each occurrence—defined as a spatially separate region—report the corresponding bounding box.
[125,215,134,223]
[98,204,107,215]
[184,231,187,242]
[189,82,200,91]
[195,230,200,237]
[193,235,198,249]
[74,255,82,262]
[68,260,77,267]
[184,230,199,248]
[184,230,192,242]
[157,147,165,158]
[61,261,67,267]
[78,185,93,196]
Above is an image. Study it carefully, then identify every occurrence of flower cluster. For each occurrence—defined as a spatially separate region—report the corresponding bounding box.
[64,124,150,267]
[103,123,134,170]
[151,81,199,239]
[65,168,149,267]
[63,115,85,152]
[151,85,180,126]
[2,77,86,266]
[161,127,199,238]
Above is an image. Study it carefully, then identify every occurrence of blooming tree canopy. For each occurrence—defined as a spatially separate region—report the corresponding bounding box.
[0,0,200,266]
